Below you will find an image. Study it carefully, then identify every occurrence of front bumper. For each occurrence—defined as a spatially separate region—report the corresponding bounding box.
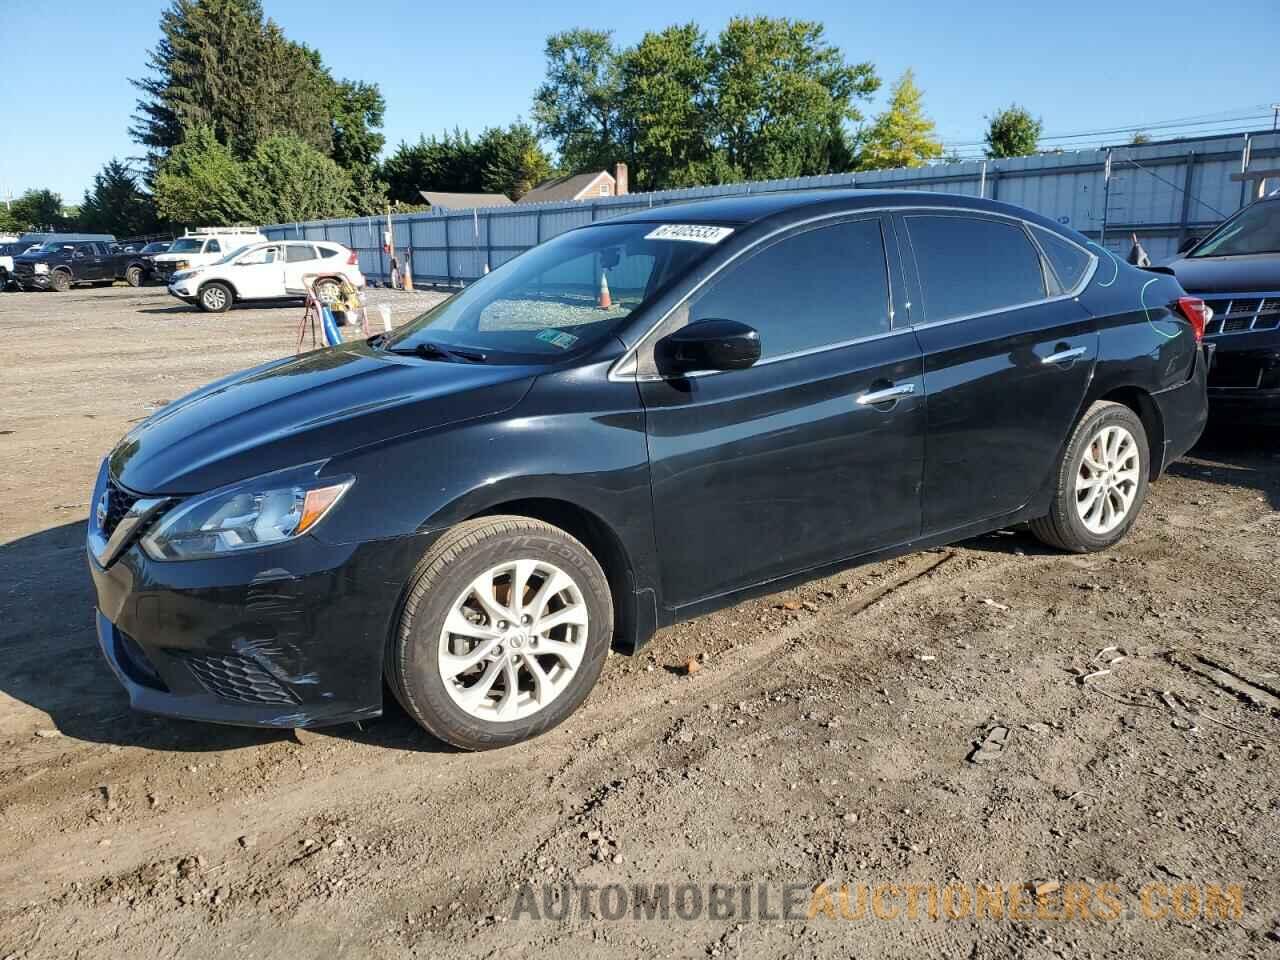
[87,479,435,729]
[168,282,198,303]
[1205,328,1280,423]
[14,271,51,290]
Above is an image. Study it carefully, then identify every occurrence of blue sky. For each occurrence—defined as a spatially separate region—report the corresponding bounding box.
[2,0,1277,202]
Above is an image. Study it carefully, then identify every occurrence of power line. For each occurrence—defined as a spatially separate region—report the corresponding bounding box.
[938,107,1273,148]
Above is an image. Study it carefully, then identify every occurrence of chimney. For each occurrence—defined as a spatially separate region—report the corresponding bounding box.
[614,162,628,196]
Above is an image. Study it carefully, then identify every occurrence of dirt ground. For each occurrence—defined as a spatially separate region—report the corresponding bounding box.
[0,285,1277,960]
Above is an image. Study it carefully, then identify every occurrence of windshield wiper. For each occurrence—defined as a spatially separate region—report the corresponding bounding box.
[385,340,488,363]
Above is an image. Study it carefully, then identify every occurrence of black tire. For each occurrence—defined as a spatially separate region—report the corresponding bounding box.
[49,270,72,293]
[125,265,144,287]
[387,516,613,751]
[198,281,233,313]
[1030,401,1150,553]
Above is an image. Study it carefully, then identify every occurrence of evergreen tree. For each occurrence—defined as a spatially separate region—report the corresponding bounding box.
[80,160,161,237]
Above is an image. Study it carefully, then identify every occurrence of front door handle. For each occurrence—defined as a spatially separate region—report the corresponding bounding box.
[1041,346,1087,365]
[856,383,916,405]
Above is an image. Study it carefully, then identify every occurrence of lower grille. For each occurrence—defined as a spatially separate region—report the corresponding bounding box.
[115,630,167,690]
[180,652,299,705]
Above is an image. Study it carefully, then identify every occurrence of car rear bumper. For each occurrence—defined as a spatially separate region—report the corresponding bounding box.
[1151,343,1211,472]
[88,517,436,729]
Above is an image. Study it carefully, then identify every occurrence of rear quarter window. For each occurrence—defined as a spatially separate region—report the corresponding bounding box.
[1032,227,1093,293]
[906,215,1047,323]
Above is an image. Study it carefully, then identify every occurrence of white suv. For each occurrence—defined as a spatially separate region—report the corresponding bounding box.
[168,240,367,313]
[151,229,266,282]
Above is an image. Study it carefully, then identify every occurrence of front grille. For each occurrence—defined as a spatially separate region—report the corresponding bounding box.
[180,653,299,705]
[100,479,140,539]
[1203,294,1280,337]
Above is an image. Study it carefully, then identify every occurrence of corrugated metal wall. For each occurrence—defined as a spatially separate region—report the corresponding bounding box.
[264,131,1278,285]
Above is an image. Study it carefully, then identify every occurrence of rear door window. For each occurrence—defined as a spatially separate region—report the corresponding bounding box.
[905,215,1047,323]
[286,244,317,263]
[683,218,892,361]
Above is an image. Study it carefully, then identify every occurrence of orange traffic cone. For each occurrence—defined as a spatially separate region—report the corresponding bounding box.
[598,271,612,309]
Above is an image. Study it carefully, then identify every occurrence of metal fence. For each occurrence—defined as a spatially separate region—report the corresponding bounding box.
[263,130,1279,286]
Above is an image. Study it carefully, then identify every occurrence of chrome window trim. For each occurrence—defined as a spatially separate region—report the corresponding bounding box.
[610,204,1098,382]
[901,214,1099,330]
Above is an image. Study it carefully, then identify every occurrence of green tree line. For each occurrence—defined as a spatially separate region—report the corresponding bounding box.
[3,4,1050,239]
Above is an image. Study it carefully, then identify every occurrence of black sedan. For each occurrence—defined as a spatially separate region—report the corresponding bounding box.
[87,190,1210,750]
[1165,194,1280,422]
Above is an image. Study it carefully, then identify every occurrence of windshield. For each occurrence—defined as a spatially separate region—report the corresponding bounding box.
[385,222,726,361]
[214,244,254,265]
[1191,201,1280,258]
[35,241,76,254]
[169,237,204,253]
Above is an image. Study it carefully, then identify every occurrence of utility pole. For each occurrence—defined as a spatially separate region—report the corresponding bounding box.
[1272,103,1280,131]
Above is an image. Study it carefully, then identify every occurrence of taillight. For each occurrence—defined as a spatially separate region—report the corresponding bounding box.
[346,251,358,266]
[1176,296,1208,343]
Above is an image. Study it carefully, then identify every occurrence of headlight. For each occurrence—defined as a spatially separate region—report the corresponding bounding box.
[34,263,49,274]
[140,464,353,561]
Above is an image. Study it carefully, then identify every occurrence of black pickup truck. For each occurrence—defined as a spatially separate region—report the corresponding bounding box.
[12,240,155,292]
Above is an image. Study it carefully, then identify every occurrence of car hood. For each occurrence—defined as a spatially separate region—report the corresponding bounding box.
[1166,254,1280,294]
[109,341,539,495]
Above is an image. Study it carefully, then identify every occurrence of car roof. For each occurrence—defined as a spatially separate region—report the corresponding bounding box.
[603,189,1066,232]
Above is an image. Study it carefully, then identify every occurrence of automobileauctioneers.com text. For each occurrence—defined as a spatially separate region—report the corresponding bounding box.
[509,880,1245,924]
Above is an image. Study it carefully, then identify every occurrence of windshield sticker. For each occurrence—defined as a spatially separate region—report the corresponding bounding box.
[644,224,735,244]
[536,328,580,350]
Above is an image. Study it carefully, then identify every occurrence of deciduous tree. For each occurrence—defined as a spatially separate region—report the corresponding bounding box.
[984,104,1042,158]
[855,70,943,170]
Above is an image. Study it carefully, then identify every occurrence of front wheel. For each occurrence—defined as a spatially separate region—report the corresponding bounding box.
[198,281,232,313]
[1030,401,1150,552]
[126,265,144,287]
[387,517,613,750]
[49,270,72,293]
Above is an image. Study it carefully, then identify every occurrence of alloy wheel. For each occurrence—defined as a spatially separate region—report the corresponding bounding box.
[202,286,228,311]
[437,559,589,722]
[1075,424,1140,534]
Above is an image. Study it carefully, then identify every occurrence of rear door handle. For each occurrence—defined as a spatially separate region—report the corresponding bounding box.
[1041,346,1087,365]
[856,383,916,405]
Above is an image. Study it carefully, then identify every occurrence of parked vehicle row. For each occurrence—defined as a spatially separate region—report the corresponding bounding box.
[10,239,169,292]
[87,190,1210,751]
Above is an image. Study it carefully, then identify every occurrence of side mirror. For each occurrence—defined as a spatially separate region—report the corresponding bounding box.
[73,251,86,259]
[1177,236,1202,255]
[655,318,761,375]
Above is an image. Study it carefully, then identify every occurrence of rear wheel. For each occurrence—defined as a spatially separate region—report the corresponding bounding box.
[387,516,613,750]
[1030,401,1149,552]
[49,270,72,293]
[125,265,144,287]
[198,281,232,313]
